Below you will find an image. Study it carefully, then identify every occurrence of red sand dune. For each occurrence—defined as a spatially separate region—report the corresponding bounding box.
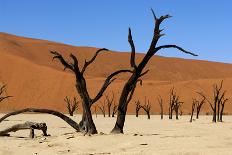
[1,32,232,114]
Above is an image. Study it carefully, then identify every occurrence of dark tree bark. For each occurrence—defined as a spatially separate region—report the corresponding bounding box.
[157,96,163,120]
[105,92,115,117]
[0,121,49,138]
[135,100,142,117]
[0,108,80,131]
[111,9,197,134]
[196,96,205,119]
[98,102,106,117]
[198,80,227,123]
[64,96,79,116]
[51,49,132,134]
[190,99,196,122]
[141,98,151,119]
[112,103,118,117]
[219,97,228,122]
[0,85,12,103]
[169,87,182,120]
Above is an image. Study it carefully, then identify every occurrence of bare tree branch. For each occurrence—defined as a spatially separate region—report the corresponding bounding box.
[91,69,133,104]
[155,45,198,56]
[0,108,80,131]
[81,48,108,74]
[50,51,74,71]
[128,28,136,68]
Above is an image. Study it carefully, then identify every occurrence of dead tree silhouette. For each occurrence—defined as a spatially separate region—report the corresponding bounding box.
[64,96,79,116]
[105,92,115,117]
[111,9,197,134]
[50,49,132,134]
[112,102,118,117]
[190,99,197,122]
[98,102,106,117]
[198,80,228,122]
[135,100,142,117]
[195,95,205,119]
[157,96,163,119]
[142,98,151,119]
[0,85,12,103]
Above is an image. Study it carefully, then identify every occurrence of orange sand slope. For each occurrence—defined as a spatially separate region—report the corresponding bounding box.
[0,32,232,114]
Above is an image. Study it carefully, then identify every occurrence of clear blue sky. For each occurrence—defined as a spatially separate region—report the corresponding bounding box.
[0,0,232,63]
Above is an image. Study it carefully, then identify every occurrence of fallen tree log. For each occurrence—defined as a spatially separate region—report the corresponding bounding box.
[0,108,80,132]
[0,121,49,138]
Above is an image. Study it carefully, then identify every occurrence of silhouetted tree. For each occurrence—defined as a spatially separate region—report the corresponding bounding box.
[64,96,79,116]
[135,100,142,117]
[51,49,131,134]
[219,96,228,122]
[190,99,196,122]
[198,81,228,122]
[0,85,12,103]
[195,95,205,119]
[142,98,151,119]
[105,92,115,117]
[157,96,163,119]
[111,102,118,117]
[111,9,197,133]
[99,102,106,117]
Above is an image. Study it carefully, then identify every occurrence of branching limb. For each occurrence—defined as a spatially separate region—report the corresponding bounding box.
[91,69,133,104]
[155,45,198,56]
[50,51,74,71]
[128,28,137,68]
[81,48,108,74]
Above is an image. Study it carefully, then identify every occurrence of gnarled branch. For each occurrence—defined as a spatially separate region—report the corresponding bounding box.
[81,48,108,74]
[91,69,133,104]
[155,45,198,56]
[0,108,80,131]
[50,51,74,71]
[128,28,136,68]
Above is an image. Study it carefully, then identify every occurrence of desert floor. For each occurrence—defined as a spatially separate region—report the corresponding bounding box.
[0,114,232,155]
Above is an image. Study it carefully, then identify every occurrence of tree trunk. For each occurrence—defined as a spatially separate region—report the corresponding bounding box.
[147,112,150,119]
[111,79,135,134]
[217,101,220,121]
[175,108,179,120]
[196,108,200,119]
[108,105,111,117]
[219,104,225,122]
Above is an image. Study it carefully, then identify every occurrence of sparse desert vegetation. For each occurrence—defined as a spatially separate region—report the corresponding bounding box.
[1,2,232,155]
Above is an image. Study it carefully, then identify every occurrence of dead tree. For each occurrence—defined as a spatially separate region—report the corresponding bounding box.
[135,100,142,117]
[174,100,183,120]
[98,102,106,117]
[157,96,163,119]
[0,85,12,103]
[111,9,196,133]
[64,96,79,116]
[196,95,205,119]
[112,102,118,117]
[198,81,228,122]
[0,121,49,138]
[219,97,228,122]
[190,99,196,122]
[0,108,80,131]
[51,49,132,134]
[168,88,177,119]
[142,99,151,119]
[105,92,115,117]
